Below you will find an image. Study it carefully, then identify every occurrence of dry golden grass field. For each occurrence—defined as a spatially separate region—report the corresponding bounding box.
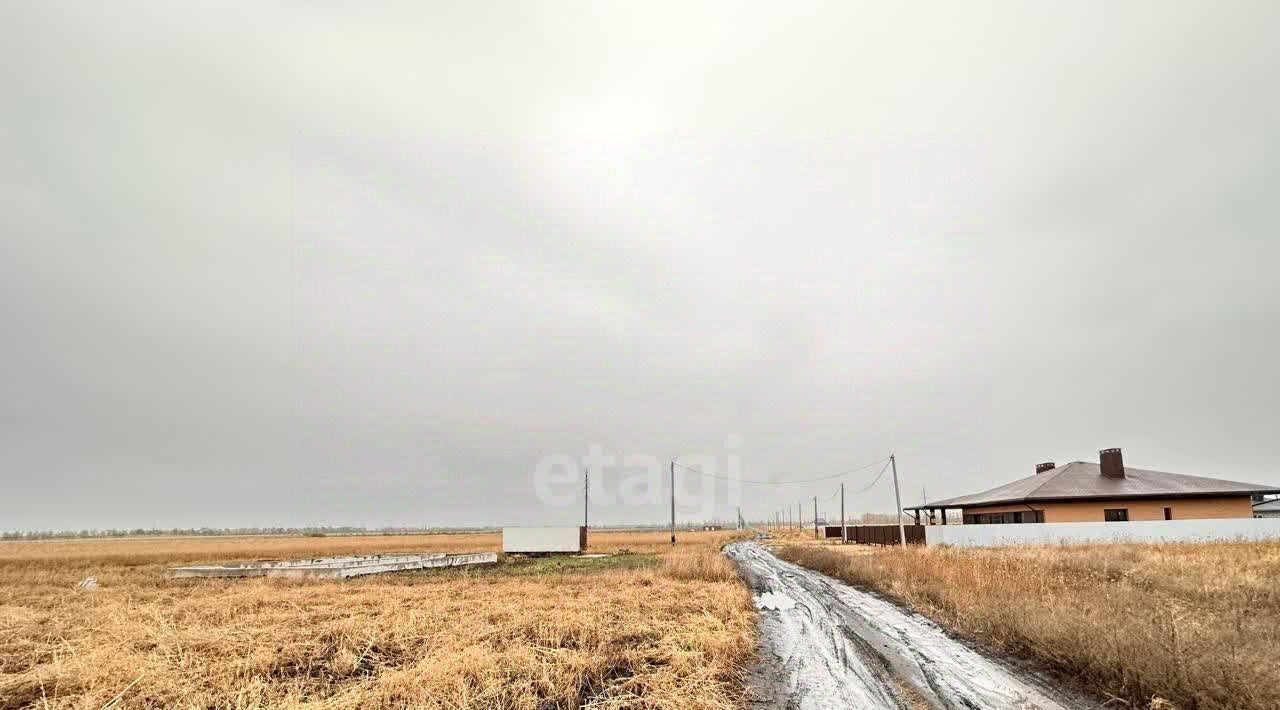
[777,538,1280,710]
[0,530,754,710]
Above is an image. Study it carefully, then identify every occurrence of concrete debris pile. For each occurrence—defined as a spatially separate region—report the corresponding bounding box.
[171,552,497,580]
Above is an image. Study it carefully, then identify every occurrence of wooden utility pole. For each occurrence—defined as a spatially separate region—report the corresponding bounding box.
[813,496,818,539]
[840,482,847,545]
[670,459,676,545]
[584,467,589,530]
[891,453,906,548]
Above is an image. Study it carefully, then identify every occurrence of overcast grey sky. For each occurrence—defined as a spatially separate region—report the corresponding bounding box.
[3,2,1278,531]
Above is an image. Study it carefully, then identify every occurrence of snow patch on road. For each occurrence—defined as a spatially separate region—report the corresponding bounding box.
[755,591,796,611]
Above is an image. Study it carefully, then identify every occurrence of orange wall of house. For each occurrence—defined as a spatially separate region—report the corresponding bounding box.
[963,496,1254,523]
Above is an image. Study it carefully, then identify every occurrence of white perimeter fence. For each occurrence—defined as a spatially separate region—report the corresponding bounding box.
[925,518,1280,547]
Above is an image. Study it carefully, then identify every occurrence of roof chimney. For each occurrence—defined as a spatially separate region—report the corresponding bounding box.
[1035,461,1056,474]
[1099,448,1125,478]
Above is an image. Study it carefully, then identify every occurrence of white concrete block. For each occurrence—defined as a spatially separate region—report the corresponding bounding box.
[502,526,584,553]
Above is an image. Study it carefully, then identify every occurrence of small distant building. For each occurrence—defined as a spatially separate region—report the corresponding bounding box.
[502,526,586,554]
[1254,497,1280,519]
[906,448,1279,524]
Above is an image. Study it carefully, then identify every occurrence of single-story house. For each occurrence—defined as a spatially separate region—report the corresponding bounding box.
[905,448,1279,524]
[1254,497,1280,519]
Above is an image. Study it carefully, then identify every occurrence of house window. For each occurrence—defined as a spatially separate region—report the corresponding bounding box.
[1104,508,1129,522]
[1164,507,1172,520]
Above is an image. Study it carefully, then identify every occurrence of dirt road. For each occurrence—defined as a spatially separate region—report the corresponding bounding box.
[726,541,1101,710]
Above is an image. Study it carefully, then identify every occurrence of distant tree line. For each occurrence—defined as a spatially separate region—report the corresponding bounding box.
[0,517,903,541]
[0,525,497,541]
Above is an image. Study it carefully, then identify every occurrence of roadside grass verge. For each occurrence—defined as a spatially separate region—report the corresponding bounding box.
[777,541,1280,710]
[662,548,744,583]
[416,551,660,580]
[0,530,754,709]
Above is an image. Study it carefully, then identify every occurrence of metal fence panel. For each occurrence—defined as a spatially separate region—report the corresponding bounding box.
[842,524,925,545]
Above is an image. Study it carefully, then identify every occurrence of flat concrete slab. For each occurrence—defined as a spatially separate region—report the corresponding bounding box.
[171,552,497,579]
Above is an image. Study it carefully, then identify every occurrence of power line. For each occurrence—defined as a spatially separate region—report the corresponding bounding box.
[849,460,893,495]
[670,456,889,486]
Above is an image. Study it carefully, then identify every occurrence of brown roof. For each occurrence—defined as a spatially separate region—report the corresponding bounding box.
[907,461,1280,510]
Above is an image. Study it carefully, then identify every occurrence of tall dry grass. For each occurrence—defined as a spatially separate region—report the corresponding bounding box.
[660,549,743,584]
[778,541,1280,710]
[0,530,754,709]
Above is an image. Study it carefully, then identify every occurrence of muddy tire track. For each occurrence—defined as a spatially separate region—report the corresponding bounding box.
[727,541,1101,710]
